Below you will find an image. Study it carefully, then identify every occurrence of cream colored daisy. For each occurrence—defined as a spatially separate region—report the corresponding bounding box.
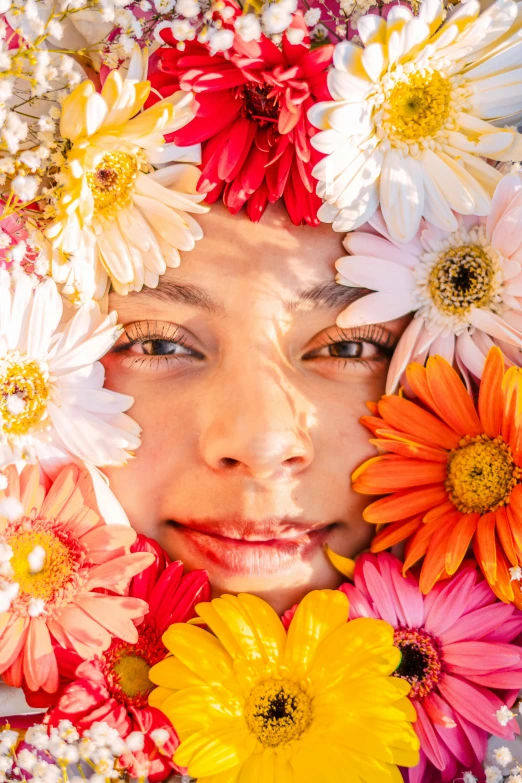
[46,47,208,299]
[308,0,522,243]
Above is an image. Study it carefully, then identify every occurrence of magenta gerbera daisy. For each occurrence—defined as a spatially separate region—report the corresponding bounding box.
[341,553,522,783]
[150,13,333,226]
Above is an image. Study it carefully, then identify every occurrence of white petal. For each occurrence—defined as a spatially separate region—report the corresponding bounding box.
[336,290,412,327]
[335,255,415,291]
[357,15,386,46]
[362,43,387,82]
[380,150,425,243]
[26,278,62,358]
[422,165,459,233]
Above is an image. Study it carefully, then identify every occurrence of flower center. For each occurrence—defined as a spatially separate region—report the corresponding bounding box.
[383,70,452,144]
[428,244,496,317]
[242,83,280,126]
[244,679,312,747]
[7,522,77,602]
[447,435,520,514]
[102,627,166,710]
[394,627,442,699]
[87,151,139,217]
[0,356,49,437]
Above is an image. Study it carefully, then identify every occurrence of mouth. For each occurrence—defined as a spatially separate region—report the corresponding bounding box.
[165,519,337,575]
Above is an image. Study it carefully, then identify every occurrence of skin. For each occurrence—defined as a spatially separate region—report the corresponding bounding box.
[102,201,408,614]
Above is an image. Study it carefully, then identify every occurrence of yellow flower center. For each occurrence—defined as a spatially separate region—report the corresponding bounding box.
[0,358,48,437]
[112,654,153,700]
[8,528,75,602]
[429,244,496,317]
[87,151,139,217]
[244,679,312,747]
[446,435,520,514]
[383,70,452,143]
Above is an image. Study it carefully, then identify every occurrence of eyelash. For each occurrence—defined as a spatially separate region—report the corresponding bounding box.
[112,321,395,372]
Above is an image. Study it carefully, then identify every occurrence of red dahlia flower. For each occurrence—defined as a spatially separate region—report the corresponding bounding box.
[46,535,211,781]
[151,14,333,225]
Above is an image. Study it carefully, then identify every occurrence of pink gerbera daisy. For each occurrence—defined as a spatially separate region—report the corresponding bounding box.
[335,174,522,394]
[341,553,522,782]
[151,13,333,226]
[45,535,211,781]
[0,464,153,694]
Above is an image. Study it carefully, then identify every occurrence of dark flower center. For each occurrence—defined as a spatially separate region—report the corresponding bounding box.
[242,83,280,125]
[394,627,442,699]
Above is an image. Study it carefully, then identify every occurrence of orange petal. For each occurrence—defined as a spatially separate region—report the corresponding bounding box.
[495,506,518,567]
[406,362,444,418]
[371,517,423,552]
[377,396,460,450]
[363,483,449,524]
[502,367,522,462]
[4,465,20,501]
[360,415,388,437]
[419,516,456,594]
[426,356,482,437]
[0,617,29,671]
[353,456,447,494]
[373,427,440,449]
[403,519,440,573]
[507,496,522,551]
[478,346,504,438]
[23,618,53,692]
[445,512,479,575]
[369,439,448,463]
[366,401,378,414]
[19,465,44,516]
[424,500,456,524]
[489,543,515,604]
[474,512,498,585]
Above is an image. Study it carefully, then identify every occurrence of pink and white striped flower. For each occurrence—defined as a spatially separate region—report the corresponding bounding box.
[335,174,522,393]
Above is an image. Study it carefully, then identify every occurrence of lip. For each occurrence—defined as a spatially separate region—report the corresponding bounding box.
[165,518,335,575]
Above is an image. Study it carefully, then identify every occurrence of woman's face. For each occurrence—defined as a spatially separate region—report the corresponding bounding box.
[102,202,407,613]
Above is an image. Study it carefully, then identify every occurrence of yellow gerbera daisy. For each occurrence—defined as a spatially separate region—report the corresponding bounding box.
[46,47,208,300]
[149,590,419,783]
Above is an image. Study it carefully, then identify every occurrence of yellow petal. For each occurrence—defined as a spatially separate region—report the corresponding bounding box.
[238,749,293,783]
[160,685,242,740]
[148,685,174,710]
[284,590,349,678]
[216,593,285,664]
[149,655,205,689]
[60,80,95,142]
[324,544,356,578]
[161,623,234,686]
[174,724,256,778]
[308,618,398,691]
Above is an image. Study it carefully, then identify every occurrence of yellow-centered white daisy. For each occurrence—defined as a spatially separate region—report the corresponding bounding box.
[308,0,522,243]
[46,47,208,299]
[0,272,140,473]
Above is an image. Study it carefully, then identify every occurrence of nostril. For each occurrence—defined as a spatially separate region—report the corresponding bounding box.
[221,457,240,469]
[284,456,304,467]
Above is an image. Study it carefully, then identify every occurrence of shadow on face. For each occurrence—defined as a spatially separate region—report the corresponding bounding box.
[102,201,409,613]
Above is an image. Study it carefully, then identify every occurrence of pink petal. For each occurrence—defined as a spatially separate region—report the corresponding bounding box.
[486,174,522,240]
[470,308,522,346]
[440,602,517,646]
[357,560,398,625]
[77,594,148,643]
[465,670,522,688]
[86,552,155,593]
[0,617,29,671]
[51,606,112,659]
[423,568,477,637]
[414,699,445,770]
[342,231,419,268]
[341,583,376,619]
[443,640,521,673]
[335,255,415,291]
[78,525,136,563]
[428,693,476,767]
[386,318,427,395]
[437,673,512,736]
[337,290,413,328]
[492,205,522,258]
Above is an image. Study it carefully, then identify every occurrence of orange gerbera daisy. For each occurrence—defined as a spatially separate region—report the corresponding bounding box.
[0,464,154,694]
[354,347,522,604]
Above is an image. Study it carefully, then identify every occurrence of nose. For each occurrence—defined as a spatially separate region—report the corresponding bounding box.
[200,365,314,479]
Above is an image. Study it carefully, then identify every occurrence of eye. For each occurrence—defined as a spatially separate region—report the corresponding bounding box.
[110,321,205,372]
[128,339,195,357]
[302,325,395,371]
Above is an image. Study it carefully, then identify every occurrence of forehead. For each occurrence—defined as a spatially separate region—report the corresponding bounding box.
[170,201,343,291]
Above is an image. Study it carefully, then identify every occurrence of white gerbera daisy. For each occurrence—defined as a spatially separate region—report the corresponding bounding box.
[0,272,140,472]
[308,0,522,243]
[335,174,522,393]
[46,47,208,300]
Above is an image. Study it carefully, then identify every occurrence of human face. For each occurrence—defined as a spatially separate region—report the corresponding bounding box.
[102,202,408,614]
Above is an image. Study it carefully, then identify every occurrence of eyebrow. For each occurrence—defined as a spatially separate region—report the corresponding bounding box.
[126,279,367,314]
